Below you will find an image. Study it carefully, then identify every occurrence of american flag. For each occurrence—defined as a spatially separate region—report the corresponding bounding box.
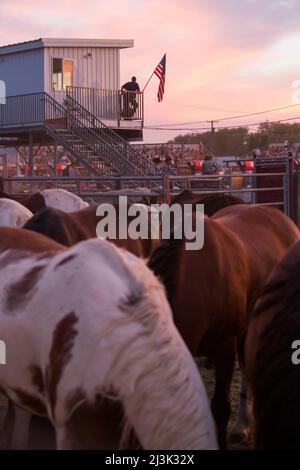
[154,54,166,102]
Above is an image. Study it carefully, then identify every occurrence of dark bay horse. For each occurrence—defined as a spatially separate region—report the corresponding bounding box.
[148,204,300,448]
[171,190,246,215]
[245,239,300,449]
[0,191,46,214]
[0,228,217,450]
[23,204,160,258]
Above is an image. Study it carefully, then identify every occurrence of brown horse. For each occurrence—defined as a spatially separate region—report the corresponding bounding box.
[23,204,160,258]
[148,204,300,448]
[245,239,300,449]
[23,194,244,258]
[0,191,46,213]
[171,189,246,215]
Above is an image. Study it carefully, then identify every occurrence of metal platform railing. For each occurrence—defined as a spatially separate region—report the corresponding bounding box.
[66,85,144,124]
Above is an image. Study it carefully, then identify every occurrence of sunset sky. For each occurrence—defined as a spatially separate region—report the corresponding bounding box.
[1,0,300,142]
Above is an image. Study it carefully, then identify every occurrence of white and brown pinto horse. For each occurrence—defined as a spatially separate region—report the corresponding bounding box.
[0,228,217,450]
[0,199,33,228]
[40,189,89,212]
[0,189,88,214]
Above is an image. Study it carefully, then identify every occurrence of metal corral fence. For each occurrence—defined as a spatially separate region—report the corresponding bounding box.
[1,170,292,216]
[1,151,297,223]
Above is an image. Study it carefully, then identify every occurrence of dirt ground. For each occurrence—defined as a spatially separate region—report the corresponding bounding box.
[0,359,252,450]
[198,358,253,450]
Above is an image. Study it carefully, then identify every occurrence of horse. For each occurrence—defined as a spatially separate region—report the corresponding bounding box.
[0,228,217,450]
[171,189,246,215]
[0,199,33,228]
[245,239,300,449]
[23,204,160,258]
[40,189,89,212]
[148,204,300,448]
[0,191,46,214]
[0,189,88,213]
[23,208,88,247]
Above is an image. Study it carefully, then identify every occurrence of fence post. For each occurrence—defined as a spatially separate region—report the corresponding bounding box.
[283,156,291,217]
[283,172,289,216]
[2,153,8,193]
[163,175,171,204]
[29,132,34,177]
[286,156,293,219]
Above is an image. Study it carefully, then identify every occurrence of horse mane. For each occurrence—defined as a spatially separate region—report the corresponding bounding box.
[148,235,183,311]
[251,253,300,449]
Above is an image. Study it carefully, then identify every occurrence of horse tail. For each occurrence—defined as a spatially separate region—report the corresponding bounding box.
[107,271,217,450]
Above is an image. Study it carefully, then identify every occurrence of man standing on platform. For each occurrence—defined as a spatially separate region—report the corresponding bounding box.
[121,76,140,119]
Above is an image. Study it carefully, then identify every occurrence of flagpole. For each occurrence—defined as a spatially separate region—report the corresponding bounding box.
[141,70,156,93]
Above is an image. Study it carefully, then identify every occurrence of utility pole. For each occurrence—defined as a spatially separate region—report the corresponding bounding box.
[207,120,218,156]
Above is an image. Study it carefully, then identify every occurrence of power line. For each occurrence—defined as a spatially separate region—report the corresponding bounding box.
[218,104,300,123]
[144,114,300,132]
[146,102,300,127]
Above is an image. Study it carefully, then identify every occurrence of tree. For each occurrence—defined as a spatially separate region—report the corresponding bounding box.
[171,127,248,156]
[169,121,300,156]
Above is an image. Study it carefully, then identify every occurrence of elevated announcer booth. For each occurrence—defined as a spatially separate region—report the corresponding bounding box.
[0,38,157,179]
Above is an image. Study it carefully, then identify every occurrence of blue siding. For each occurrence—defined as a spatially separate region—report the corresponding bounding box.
[0,48,44,97]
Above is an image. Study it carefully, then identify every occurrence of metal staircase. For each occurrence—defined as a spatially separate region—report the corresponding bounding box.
[42,93,161,177]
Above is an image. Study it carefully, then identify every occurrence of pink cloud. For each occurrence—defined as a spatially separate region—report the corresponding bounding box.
[1,0,300,142]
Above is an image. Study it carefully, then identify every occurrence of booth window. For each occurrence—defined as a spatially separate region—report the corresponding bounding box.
[52,58,73,90]
[64,60,73,89]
